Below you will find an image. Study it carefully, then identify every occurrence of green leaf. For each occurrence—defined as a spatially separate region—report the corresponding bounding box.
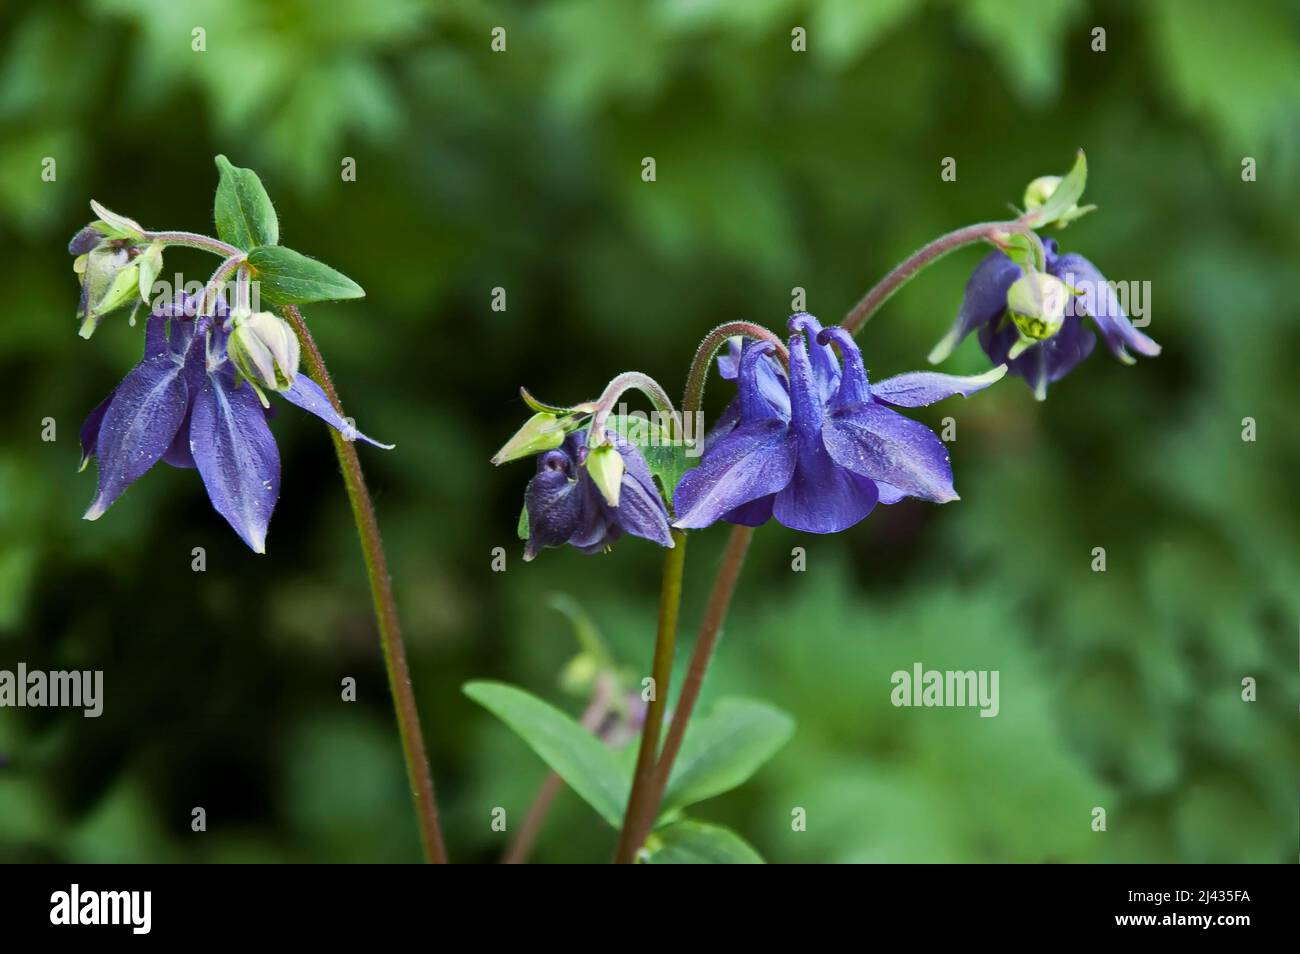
[603,413,688,503]
[660,697,795,816]
[213,155,279,250]
[1030,149,1087,228]
[516,504,529,541]
[463,681,629,827]
[641,820,764,864]
[247,245,364,306]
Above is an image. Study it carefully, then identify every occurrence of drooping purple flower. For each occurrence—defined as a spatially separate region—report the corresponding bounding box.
[523,428,672,561]
[79,294,391,553]
[931,238,1160,399]
[672,314,1004,533]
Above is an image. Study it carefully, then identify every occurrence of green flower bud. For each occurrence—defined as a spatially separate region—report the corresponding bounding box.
[1022,171,1095,228]
[491,411,568,465]
[76,242,144,339]
[585,442,624,507]
[228,310,300,405]
[1023,176,1062,211]
[1007,272,1071,341]
[558,652,599,695]
[136,242,165,304]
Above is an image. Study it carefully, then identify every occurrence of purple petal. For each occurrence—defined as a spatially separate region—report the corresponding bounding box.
[822,401,956,503]
[874,482,906,505]
[982,316,1096,400]
[789,314,840,403]
[818,326,871,410]
[703,397,740,451]
[785,329,824,442]
[869,365,1007,407]
[68,226,102,255]
[611,473,672,546]
[607,432,672,547]
[722,494,775,526]
[1050,252,1160,363]
[731,339,790,420]
[717,337,742,380]
[930,251,1021,363]
[79,392,114,471]
[672,420,797,530]
[144,310,168,359]
[190,376,280,553]
[773,438,878,533]
[279,375,394,449]
[162,410,197,468]
[84,356,191,520]
[524,450,584,560]
[719,337,790,414]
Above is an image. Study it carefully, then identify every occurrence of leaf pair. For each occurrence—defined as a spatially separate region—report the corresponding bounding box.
[213,155,364,306]
[464,680,794,863]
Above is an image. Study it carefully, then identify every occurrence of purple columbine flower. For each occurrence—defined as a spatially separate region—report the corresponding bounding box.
[80,295,391,553]
[524,428,672,561]
[932,237,1160,399]
[672,314,1004,534]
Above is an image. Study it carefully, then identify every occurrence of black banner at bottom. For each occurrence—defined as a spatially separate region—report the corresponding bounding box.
[0,864,1285,939]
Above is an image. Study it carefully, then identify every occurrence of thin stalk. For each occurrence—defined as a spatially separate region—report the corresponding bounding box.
[627,524,753,856]
[588,371,682,445]
[613,529,688,863]
[841,217,1032,336]
[282,304,448,864]
[196,254,245,319]
[145,230,243,258]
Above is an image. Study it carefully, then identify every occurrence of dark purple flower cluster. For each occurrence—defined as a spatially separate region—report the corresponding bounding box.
[672,314,1003,533]
[523,428,672,561]
[80,295,390,552]
[935,238,1160,399]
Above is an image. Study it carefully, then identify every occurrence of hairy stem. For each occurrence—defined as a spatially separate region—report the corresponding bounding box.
[282,304,448,864]
[145,230,243,258]
[682,322,788,415]
[841,217,1032,336]
[197,254,245,319]
[628,524,753,856]
[613,529,688,863]
[589,371,681,444]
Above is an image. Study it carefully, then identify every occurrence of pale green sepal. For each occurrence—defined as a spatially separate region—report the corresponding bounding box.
[586,443,624,507]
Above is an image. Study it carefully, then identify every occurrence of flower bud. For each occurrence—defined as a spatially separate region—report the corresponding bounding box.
[1006,272,1071,341]
[228,310,300,403]
[585,442,625,507]
[75,242,146,338]
[491,412,569,465]
[1022,173,1094,228]
[1023,176,1061,212]
[136,242,164,304]
[559,653,599,695]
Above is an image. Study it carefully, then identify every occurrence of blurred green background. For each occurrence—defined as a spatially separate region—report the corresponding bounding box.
[1,0,1297,863]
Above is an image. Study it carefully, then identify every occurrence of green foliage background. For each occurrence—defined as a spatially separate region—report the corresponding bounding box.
[1,0,1296,862]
